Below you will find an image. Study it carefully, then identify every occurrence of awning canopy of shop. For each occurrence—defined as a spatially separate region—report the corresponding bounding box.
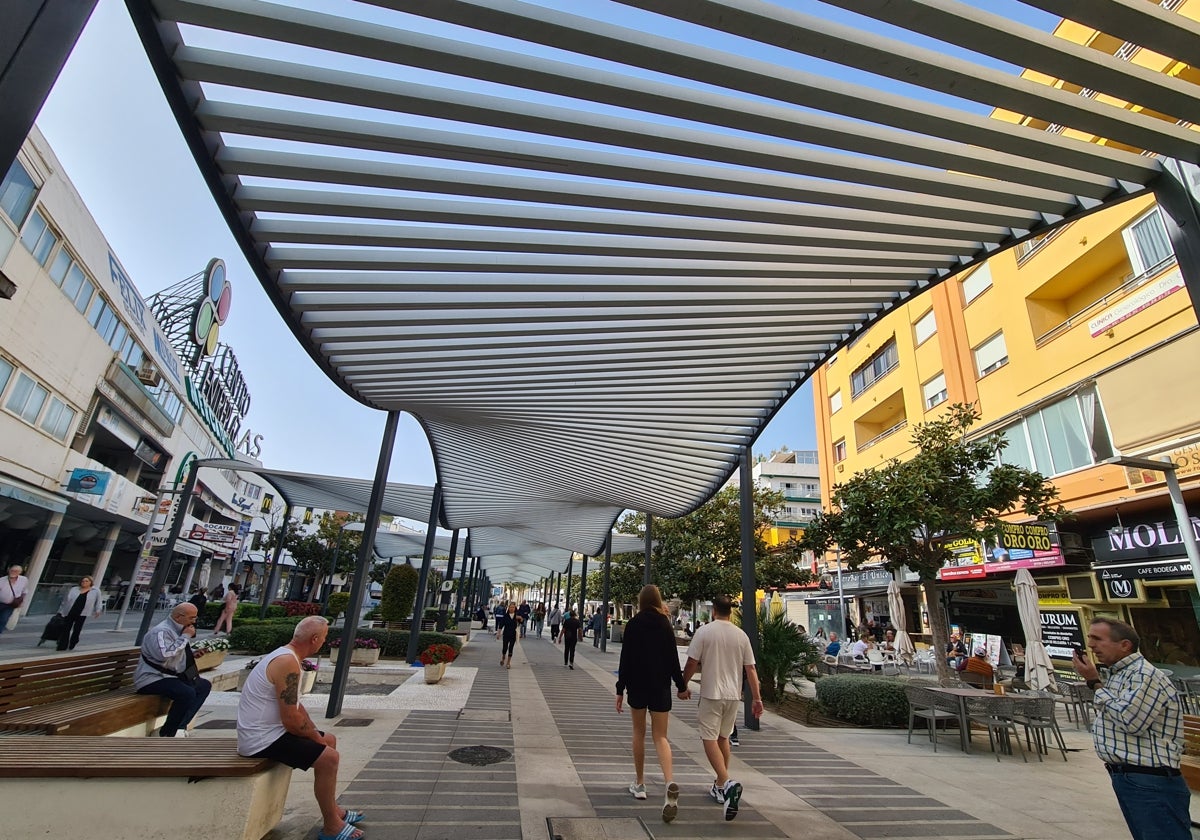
[127,2,1200,567]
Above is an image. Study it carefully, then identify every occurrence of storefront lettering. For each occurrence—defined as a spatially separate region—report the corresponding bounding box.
[1105,518,1200,553]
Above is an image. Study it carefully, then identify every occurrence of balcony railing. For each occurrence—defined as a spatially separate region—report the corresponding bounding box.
[857,419,908,452]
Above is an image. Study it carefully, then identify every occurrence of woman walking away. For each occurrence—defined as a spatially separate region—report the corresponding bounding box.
[562,609,582,668]
[213,583,240,635]
[548,603,562,642]
[56,575,103,651]
[496,603,521,668]
[616,585,690,823]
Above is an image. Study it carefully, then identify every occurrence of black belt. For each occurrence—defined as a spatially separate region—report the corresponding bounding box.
[1104,763,1181,777]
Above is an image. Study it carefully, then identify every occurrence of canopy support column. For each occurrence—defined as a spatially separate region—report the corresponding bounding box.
[600,534,613,653]
[644,514,653,585]
[739,445,761,731]
[137,459,200,645]
[577,555,589,624]
[327,411,399,718]
[1157,161,1200,325]
[259,504,293,619]
[407,484,444,663]
[437,529,460,631]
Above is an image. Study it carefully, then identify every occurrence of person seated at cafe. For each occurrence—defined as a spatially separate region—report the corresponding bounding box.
[824,632,841,657]
[881,629,896,652]
[849,634,871,659]
[945,632,966,669]
[961,647,994,682]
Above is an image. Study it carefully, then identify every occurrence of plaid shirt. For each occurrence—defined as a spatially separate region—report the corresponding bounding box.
[1091,652,1182,768]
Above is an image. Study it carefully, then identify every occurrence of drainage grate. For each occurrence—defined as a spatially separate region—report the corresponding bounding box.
[335,718,374,727]
[447,745,513,766]
[546,817,654,840]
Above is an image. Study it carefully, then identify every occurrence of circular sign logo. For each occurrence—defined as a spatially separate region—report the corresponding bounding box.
[1110,579,1133,598]
[192,258,231,357]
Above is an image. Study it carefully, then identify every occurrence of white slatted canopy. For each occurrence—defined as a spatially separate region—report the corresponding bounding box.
[130,1,1200,571]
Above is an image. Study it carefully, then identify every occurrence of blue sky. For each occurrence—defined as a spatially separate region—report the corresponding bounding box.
[34,0,1056,488]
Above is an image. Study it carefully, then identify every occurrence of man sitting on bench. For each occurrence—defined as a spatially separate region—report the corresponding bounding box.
[134,602,212,737]
[237,616,365,840]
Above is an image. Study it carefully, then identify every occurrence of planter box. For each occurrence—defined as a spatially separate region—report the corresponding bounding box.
[238,666,317,694]
[424,662,447,684]
[194,649,228,672]
[330,647,380,666]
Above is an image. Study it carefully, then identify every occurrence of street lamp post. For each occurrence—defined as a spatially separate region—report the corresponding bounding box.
[1103,456,1200,597]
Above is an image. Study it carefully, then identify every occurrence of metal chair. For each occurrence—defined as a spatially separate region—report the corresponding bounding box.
[905,685,959,751]
[964,696,1027,762]
[961,670,994,690]
[913,649,936,674]
[1012,695,1069,761]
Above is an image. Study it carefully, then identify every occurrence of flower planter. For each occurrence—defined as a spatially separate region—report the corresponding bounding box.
[193,649,227,672]
[330,646,380,666]
[300,669,317,694]
[424,662,447,684]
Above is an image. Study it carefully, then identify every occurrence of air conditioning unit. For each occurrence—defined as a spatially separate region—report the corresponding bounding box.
[135,359,161,387]
[1065,573,1105,604]
[1057,531,1086,551]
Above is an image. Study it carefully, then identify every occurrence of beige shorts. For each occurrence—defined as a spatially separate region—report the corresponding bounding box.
[697,697,740,741]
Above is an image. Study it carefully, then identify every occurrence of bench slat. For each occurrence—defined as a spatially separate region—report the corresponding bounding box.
[0,736,274,777]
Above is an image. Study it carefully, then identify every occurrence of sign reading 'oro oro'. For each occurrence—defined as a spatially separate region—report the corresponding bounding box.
[191,258,231,358]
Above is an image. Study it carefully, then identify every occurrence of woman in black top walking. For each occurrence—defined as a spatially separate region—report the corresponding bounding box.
[495,603,521,669]
[615,585,690,823]
[562,610,582,668]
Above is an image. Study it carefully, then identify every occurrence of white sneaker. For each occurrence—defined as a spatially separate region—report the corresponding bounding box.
[662,782,679,823]
[629,781,647,800]
[174,730,190,738]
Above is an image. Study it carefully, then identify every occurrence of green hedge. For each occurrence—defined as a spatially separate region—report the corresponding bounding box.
[318,628,462,659]
[196,602,222,629]
[228,622,301,654]
[235,603,286,620]
[815,676,909,727]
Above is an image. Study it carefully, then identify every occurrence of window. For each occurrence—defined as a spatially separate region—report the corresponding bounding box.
[0,160,38,230]
[1123,208,1174,276]
[923,372,948,409]
[833,439,847,463]
[962,263,993,305]
[0,358,12,397]
[6,373,48,423]
[998,388,1112,477]
[914,310,937,345]
[19,209,59,266]
[974,332,1008,377]
[850,338,899,397]
[39,397,76,441]
[830,390,843,414]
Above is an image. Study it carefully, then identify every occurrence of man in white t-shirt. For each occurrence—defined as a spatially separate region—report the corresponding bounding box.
[682,595,763,822]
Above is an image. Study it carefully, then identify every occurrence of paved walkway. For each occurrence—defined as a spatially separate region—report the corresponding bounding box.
[1,617,1186,840]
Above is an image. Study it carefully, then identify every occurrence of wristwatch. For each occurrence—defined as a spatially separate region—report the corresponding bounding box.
[1086,678,1102,690]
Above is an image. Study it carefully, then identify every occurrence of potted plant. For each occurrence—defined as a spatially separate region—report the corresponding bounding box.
[417,643,458,684]
[191,636,231,671]
[237,657,318,693]
[329,636,381,666]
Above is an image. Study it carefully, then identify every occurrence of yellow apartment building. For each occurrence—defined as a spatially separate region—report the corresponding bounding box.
[812,2,1200,669]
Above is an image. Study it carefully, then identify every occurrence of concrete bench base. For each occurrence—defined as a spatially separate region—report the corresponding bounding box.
[0,762,291,840]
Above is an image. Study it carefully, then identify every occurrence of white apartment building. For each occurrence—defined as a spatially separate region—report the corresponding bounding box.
[0,127,264,614]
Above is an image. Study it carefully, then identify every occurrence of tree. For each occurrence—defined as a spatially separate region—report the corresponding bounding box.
[800,404,1063,681]
[615,484,813,605]
[584,556,646,612]
[381,564,419,621]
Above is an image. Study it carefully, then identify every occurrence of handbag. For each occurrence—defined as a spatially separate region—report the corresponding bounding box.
[40,613,67,643]
[142,644,200,686]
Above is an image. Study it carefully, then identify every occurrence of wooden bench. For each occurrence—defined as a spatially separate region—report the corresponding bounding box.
[0,648,169,736]
[1182,714,1200,792]
[0,736,290,840]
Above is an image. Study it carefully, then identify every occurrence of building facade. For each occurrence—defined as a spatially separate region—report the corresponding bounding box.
[812,4,1200,666]
[0,127,265,615]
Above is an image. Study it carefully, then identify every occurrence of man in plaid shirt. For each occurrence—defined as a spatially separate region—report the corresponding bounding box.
[1073,617,1189,840]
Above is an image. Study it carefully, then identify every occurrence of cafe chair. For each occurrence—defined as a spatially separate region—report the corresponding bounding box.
[905,685,959,752]
[1012,696,1069,761]
[965,696,1028,763]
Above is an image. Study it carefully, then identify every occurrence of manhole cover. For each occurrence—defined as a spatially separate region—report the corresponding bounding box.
[336,718,374,727]
[448,745,512,766]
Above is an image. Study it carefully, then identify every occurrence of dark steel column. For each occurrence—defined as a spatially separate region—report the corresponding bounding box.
[455,534,470,617]
[564,565,573,615]
[1156,162,1200,324]
[0,1,97,177]
[644,513,653,585]
[136,458,199,645]
[327,411,400,718]
[407,484,444,663]
[600,535,613,653]
[577,554,589,623]
[437,529,459,631]
[554,572,561,607]
[739,445,761,731]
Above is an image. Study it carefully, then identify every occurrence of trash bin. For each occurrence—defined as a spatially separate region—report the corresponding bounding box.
[611,621,624,643]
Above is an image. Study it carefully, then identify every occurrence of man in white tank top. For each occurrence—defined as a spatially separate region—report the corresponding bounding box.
[236,616,366,840]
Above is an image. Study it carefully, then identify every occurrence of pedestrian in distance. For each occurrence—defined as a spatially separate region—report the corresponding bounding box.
[238,616,365,840]
[55,575,103,651]
[0,563,29,636]
[592,607,606,648]
[213,582,240,635]
[517,600,532,638]
[681,595,763,822]
[615,585,689,823]
[562,609,582,668]
[548,603,562,642]
[496,602,521,669]
[134,602,211,737]
[1073,617,1189,840]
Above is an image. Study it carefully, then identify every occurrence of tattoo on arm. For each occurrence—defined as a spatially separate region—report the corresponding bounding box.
[281,672,300,705]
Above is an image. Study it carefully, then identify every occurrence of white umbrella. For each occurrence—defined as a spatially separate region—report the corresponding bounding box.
[1014,568,1057,692]
[887,579,917,664]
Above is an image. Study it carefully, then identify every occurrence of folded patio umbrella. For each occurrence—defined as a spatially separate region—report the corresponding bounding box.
[887,579,916,665]
[1014,568,1057,692]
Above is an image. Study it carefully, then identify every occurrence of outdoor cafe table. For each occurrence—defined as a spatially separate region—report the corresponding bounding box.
[928,686,1007,753]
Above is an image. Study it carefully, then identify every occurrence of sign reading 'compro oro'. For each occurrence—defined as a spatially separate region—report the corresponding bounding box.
[938,522,1065,580]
